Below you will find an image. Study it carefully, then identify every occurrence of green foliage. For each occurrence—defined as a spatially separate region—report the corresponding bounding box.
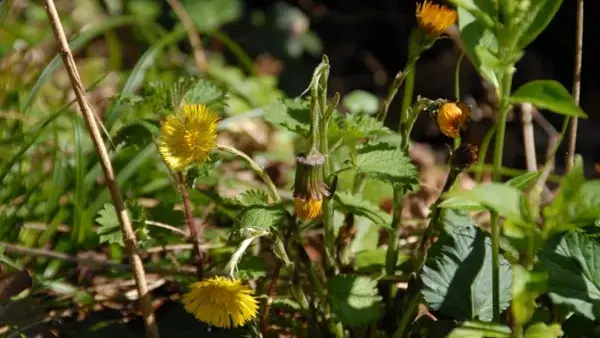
[524,322,563,338]
[181,0,241,32]
[228,189,270,207]
[421,225,513,322]
[330,113,391,147]
[341,90,379,115]
[516,0,563,49]
[334,191,391,228]
[263,98,310,135]
[539,231,600,320]
[114,119,160,149]
[511,265,548,325]
[510,80,587,117]
[95,203,149,246]
[329,275,383,326]
[446,321,512,338]
[183,78,228,109]
[231,205,286,239]
[346,141,418,188]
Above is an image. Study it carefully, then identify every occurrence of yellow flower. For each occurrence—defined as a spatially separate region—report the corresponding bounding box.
[294,197,323,220]
[437,102,470,138]
[159,104,219,171]
[182,276,259,328]
[416,1,457,37]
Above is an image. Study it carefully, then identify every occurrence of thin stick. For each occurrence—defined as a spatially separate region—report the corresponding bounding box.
[566,0,584,171]
[166,0,208,73]
[177,171,204,279]
[521,103,537,171]
[0,241,196,276]
[42,2,159,337]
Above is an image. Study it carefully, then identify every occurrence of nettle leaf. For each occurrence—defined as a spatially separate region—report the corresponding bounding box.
[421,225,513,322]
[517,0,563,49]
[237,255,267,280]
[524,322,563,338]
[539,231,600,320]
[341,90,379,115]
[331,113,391,146]
[329,275,383,326]
[114,119,160,149]
[347,142,418,187]
[229,189,270,207]
[440,183,527,223]
[96,204,122,245]
[334,191,391,229]
[263,98,310,135]
[232,205,286,238]
[183,78,228,108]
[447,321,512,338]
[511,80,586,118]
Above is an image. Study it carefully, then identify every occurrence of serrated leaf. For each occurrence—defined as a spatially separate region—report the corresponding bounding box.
[539,232,600,320]
[331,113,391,146]
[230,189,270,207]
[510,80,586,118]
[114,119,160,149]
[233,205,286,238]
[421,225,513,322]
[263,98,310,135]
[524,322,563,338]
[96,204,123,246]
[183,78,227,108]
[329,275,383,326]
[334,191,391,228]
[342,90,379,115]
[440,183,526,223]
[237,255,266,280]
[447,321,512,338]
[347,142,417,187]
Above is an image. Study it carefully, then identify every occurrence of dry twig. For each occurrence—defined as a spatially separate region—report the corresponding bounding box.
[42,1,159,336]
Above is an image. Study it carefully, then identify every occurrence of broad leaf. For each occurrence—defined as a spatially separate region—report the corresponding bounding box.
[539,231,600,320]
[183,78,227,108]
[329,275,383,326]
[517,0,563,49]
[228,189,270,207]
[114,119,160,149]
[334,191,391,228]
[524,322,563,338]
[236,255,267,279]
[263,98,310,135]
[232,205,286,238]
[440,183,526,223]
[421,225,513,322]
[511,265,548,325]
[341,90,379,115]
[510,80,586,118]
[347,142,417,187]
[447,321,511,338]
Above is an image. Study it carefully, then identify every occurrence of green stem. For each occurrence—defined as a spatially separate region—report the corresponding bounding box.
[216,144,281,203]
[475,124,497,182]
[491,65,515,321]
[391,293,422,338]
[454,53,465,101]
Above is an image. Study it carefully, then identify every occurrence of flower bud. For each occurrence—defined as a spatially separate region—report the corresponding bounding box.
[293,149,330,220]
[450,143,479,171]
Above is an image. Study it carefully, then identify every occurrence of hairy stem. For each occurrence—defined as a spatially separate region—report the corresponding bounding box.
[43,1,158,336]
[177,172,204,279]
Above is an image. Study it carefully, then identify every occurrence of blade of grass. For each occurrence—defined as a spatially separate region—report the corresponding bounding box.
[21,15,140,113]
[0,0,14,34]
[72,116,89,245]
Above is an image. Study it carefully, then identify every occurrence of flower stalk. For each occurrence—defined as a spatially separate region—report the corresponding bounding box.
[177,171,205,279]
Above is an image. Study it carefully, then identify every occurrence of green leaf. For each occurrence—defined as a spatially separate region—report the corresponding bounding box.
[232,205,286,238]
[517,0,563,49]
[329,275,383,326]
[354,248,409,274]
[263,98,310,135]
[524,322,563,338]
[113,119,160,149]
[181,0,241,31]
[421,225,513,322]
[347,142,418,187]
[341,90,379,115]
[237,256,267,280]
[539,231,600,320]
[183,78,227,108]
[510,80,586,118]
[507,171,541,190]
[96,204,123,246]
[440,183,526,223]
[511,265,548,325]
[229,189,270,207]
[447,321,512,338]
[334,191,391,229]
[440,208,478,230]
[331,113,391,146]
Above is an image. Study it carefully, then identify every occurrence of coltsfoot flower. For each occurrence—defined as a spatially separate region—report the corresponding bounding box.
[416,1,457,38]
[159,104,219,171]
[437,101,471,138]
[182,276,259,328]
[293,150,330,220]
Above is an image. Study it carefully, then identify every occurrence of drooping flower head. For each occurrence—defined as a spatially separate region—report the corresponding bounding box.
[436,101,471,138]
[450,143,479,171]
[182,276,259,328]
[293,149,330,220]
[416,1,457,38]
[159,104,219,171]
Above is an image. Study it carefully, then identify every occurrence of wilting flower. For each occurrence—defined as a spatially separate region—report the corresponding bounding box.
[416,1,457,38]
[159,104,219,171]
[293,150,330,220]
[182,276,258,328]
[437,101,471,138]
[450,143,479,171]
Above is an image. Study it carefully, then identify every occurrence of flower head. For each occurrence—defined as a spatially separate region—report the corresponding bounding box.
[159,104,219,171]
[450,143,479,171]
[416,1,457,38]
[437,101,471,138]
[182,276,258,328]
[293,150,329,220]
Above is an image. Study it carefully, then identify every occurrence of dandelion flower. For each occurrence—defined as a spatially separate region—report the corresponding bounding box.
[294,197,323,220]
[437,101,470,138]
[159,104,219,171]
[416,1,457,38]
[293,150,330,220]
[182,276,259,328]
